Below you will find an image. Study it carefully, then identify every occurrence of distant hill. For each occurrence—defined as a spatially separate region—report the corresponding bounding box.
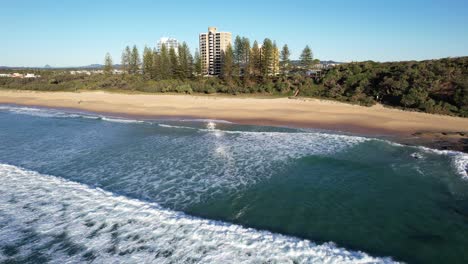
[74,64,122,69]
[0,64,121,70]
[290,60,344,66]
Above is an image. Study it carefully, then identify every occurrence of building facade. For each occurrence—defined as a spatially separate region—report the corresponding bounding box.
[199,27,232,76]
[157,37,179,53]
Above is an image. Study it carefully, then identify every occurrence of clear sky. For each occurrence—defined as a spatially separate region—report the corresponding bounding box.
[1,0,467,67]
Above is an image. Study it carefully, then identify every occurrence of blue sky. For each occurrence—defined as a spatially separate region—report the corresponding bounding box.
[1,0,467,67]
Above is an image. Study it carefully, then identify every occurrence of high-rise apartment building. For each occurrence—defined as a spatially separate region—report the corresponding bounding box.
[157,37,179,53]
[199,27,232,75]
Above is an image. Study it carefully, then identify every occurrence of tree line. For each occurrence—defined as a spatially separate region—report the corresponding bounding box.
[117,43,195,80]
[106,36,316,86]
[319,58,468,116]
[2,38,466,117]
[101,54,468,117]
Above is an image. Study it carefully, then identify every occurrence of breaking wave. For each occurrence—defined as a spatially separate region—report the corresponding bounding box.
[417,147,468,179]
[1,104,466,180]
[0,164,397,263]
[0,105,145,124]
[0,105,88,118]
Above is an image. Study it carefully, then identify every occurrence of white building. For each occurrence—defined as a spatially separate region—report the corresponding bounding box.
[157,37,179,53]
[25,73,40,78]
[199,27,232,76]
[0,73,40,78]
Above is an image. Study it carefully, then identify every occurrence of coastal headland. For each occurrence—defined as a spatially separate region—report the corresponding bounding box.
[1,90,467,152]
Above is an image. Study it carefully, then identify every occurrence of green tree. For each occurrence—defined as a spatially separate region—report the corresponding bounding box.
[242,37,251,82]
[454,76,468,116]
[221,44,234,83]
[272,41,280,76]
[129,45,141,74]
[250,40,262,77]
[280,44,290,74]
[121,46,131,73]
[194,48,202,76]
[234,36,243,76]
[401,87,428,108]
[242,37,251,64]
[300,45,314,69]
[142,46,153,78]
[169,47,178,79]
[104,52,113,74]
[261,38,274,77]
[177,42,193,79]
[152,48,161,80]
[159,44,171,79]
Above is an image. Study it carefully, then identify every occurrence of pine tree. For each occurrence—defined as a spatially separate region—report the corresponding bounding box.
[251,40,261,77]
[242,37,251,81]
[184,43,194,78]
[280,44,291,74]
[142,46,153,78]
[130,45,141,74]
[272,41,280,76]
[177,42,193,79]
[104,52,113,74]
[261,38,274,77]
[194,48,202,76]
[159,44,171,79]
[177,44,186,79]
[221,44,234,83]
[121,46,131,73]
[242,37,251,65]
[169,47,178,79]
[152,48,161,80]
[300,45,314,69]
[234,36,243,76]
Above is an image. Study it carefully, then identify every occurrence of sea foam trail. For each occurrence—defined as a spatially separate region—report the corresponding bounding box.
[0,164,397,263]
[2,104,466,181]
[0,105,143,123]
[0,105,87,118]
[158,121,468,181]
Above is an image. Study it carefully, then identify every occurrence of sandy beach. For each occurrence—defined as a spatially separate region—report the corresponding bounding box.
[1,90,467,151]
[1,90,467,133]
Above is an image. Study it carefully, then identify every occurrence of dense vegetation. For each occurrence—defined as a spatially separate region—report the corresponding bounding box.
[321,57,468,116]
[1,50,467,117]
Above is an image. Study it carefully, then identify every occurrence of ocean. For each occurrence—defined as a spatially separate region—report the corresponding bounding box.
[0,105,467,264]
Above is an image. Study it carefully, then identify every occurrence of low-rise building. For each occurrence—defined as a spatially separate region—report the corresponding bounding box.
[12,73,24,78]
[25,73,40,78]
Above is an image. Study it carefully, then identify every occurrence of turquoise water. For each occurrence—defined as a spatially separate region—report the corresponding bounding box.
[0,105,467,264]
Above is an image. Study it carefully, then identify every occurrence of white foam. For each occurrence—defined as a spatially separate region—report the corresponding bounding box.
[364,137,468,180]
[180,118,233,124]
[0,105,80,118]
[158,124,197,130]
[98,129,368,208]
[416,146,468,179]
[0,105,146,124]
[206,121,217,130]
[0,164,397,263]
[100,117,146,124]
[0,105,372,209]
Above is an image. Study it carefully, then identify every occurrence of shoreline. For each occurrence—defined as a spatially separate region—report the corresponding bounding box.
[1,90,468,152]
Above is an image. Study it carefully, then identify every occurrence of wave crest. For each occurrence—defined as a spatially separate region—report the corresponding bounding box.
[0,164,397,263]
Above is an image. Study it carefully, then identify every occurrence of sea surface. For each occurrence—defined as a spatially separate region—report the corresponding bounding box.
[0,105,467,264]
